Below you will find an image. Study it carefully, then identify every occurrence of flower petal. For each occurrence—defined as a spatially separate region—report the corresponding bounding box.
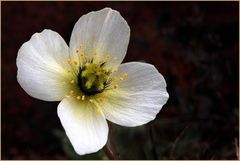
[17,29,71,101]
[70,8,130,68]
[57,98,108,155]
[103,62,169,127]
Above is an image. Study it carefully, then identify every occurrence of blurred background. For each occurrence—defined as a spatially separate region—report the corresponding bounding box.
[1,2,239,159]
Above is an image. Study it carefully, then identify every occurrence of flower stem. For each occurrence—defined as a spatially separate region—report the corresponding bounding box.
[103,144,116,160]
[147,124,158,159]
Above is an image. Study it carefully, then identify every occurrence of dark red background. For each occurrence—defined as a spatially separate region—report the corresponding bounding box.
[1,2,239,159]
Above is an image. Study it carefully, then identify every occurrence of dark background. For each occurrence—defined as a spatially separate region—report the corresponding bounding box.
[1,2,239,160]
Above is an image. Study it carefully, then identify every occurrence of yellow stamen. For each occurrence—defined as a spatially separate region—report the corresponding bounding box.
[70,90,74,94]
[113,84,118,89]
[81,95,85,101]
[65,95,70,98]
[89,99,94,103]
[73,61,78,65]
[70,80,74,84]
[123,73,128,78]
[68,59,72,65]
[80,44,84,49]
[76,49,79,53]
[96,107,104,115]
[119,77,124,81]
[90,100,104,116]
[76,96,81,100]
[113,67,118,72]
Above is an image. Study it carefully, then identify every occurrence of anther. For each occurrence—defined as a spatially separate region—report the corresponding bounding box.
[123,73,128,78]
[81,95,85,101]
[76,49,79,53]
[113,67,118,72]
[65,95,71,98]
[80,44,84,49]
[76,96,81,100]
[70,90,74,94]
[73,61,78,65]
[89,99,94,103]
[68,59,72,65]
[70,80,75,84]
[119,77,124,81]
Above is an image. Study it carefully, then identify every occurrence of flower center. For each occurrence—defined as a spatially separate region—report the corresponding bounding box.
[64,46,128,106]
[77,61,111,96]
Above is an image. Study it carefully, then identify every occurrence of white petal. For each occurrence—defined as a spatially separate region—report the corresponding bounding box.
[70,8,130,68]
[57,98,108,155]
[17,29,71,101]
[103,62,169,127]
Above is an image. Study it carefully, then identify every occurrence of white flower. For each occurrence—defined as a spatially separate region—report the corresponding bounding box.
[16,8,169,155]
